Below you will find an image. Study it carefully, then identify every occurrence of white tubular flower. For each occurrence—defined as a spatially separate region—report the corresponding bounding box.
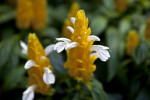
[67,26,74,33]
[44,44,55,56]
[43,67,55,84]
[70,17,76,25]
[22,85,36,100]
[88,35,100,41]
[90,45,110,62]
[24,60,36,69]
[54,38,78,53]
[65,42,78,50]
[20,41,28,55]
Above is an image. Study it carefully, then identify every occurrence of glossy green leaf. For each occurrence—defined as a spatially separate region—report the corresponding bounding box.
[133,42,149,65]
[106,27,119,81]
[3,66,26,91]
[91,16,108,36]
[90,79,108,100]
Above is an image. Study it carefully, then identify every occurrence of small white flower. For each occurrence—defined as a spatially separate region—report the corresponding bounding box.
[20,41,28,55]
[70,17,76,25]
[67,26,74,33]
[54,38,78,53]
[65,42,78,50]
[43,67,55,84]
[90,45,110,62]
[88,35,100,41]
[22,85,36,100]
[44,44,55,56]
[24,60,36,69]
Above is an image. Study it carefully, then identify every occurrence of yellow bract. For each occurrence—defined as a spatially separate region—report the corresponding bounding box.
[126,30,139,56]
[114,0,128,13]
[144,17,150,41]
[62,3,79,39]
[16,0,47,31]
[64,10,98,84]
[27,33,53,95]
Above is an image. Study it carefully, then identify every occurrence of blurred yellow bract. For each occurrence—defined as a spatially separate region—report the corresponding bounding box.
[62,2,79,39]
[64,10,98,84]
[126,30,139,56]
[114,0,128,13]
[27,33,53,95]
[144,17,150,41]
[16,0,47,31]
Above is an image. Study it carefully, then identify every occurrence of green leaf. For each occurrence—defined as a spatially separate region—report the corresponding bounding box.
[106,27,119,81]
[102,0,115,10]
[2,66,26,91]
[119,17,131,35]
[91,16,108,36]
[48,51,65,74]
[133,42,149,65]
[90,79,108,100]
[0,10,16,24]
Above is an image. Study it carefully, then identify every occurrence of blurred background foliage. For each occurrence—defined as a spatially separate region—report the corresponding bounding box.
[0,0,150,100]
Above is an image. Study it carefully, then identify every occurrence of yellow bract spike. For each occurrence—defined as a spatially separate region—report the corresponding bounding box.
[62,3,80,38]
[27,33,53,95]
[126,30,139,56]
[16,0,33,29]
[32,0,47,31]
[16,0,47,31]
[114,0,128,13]
[64,10,98,84]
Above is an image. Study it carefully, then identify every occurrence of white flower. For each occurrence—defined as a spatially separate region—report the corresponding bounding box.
[22,85,36,100]
[44,44,55,56]
[54,38,78,53]
[20,41,28,55]
[90,45,110,62]
[70,17,76,25]
[88,35,100,41]
[24,60,36,69]
[67,26,74,33]
[43,67,55,84]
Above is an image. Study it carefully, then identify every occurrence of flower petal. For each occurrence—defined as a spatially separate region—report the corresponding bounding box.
[99,45,109,50]
[56,38,71,43]
[88,35,100,41]
[22,85,36,100]
[24,60,36,69]
[70,17,75,25]
[44,44,55,56]
[43,67,55,84]
[54,42,67,53]
[97,49,110,62]
[20,41,28,55]
[65,42,78,50]
[67,26,74,33]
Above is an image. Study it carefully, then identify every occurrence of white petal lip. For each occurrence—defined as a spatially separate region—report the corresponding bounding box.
[67,26,74,33]
[65,42,78,50]
[43,67,55,84]
[54,42,67,53]
[70,17,75,25]
[22,85,36,100]
[90,45,110,62]
[56,38,71,43]
[44,44,55,56]
[24,60,36,69]
[20,41,28,55]
[88,35,100,41]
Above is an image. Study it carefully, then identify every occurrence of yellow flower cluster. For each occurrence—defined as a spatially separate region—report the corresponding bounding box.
[114,0,128,13]
[64,10,98,83]
[27,33,53,95]
[144,17,150,41]
[62,3,79,39]
[126,30,139,56]
[16,0,47,31]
